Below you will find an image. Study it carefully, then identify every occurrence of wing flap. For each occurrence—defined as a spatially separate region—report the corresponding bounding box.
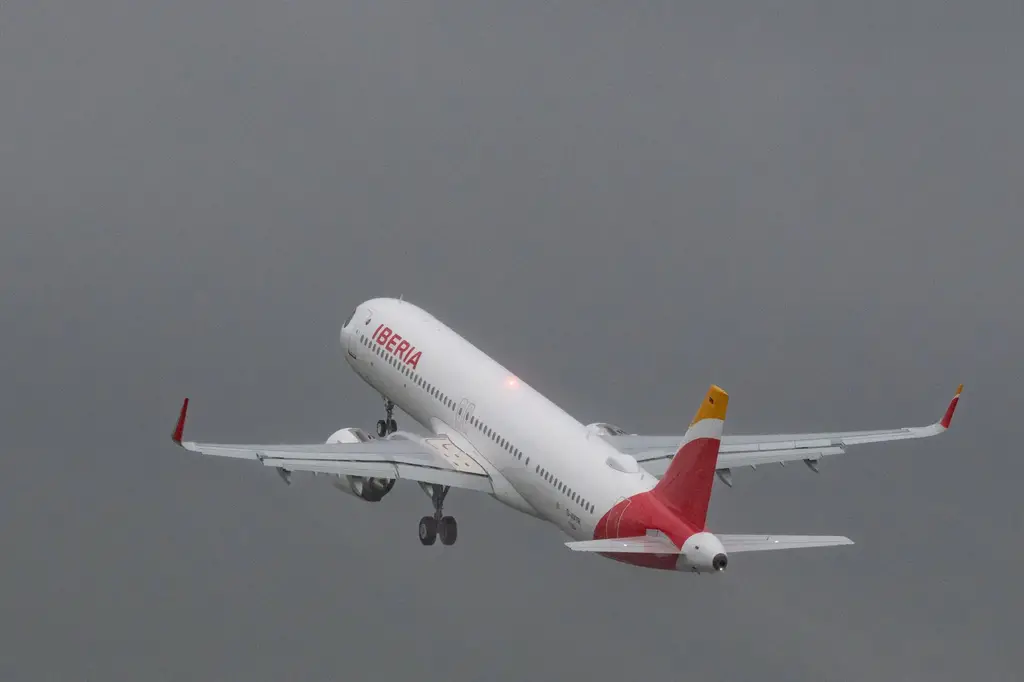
[260,457,494,492]
[640,446,846,476]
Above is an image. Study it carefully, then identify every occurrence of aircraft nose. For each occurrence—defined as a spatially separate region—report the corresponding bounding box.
[340,309,356,350]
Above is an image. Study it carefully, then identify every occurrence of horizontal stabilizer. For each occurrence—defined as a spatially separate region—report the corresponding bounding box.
[718,534,854,553]
[565,534,680,554]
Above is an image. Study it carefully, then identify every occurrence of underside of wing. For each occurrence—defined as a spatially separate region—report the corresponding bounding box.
[717,534,854,552]
[601,384,962,478]
[170,399,493,493]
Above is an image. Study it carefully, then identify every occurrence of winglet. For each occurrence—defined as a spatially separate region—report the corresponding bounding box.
[172,398,190,444]
[939,384,963,429]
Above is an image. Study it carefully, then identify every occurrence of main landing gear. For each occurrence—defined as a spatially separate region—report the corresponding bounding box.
[376,397,397,438]
[418,483,458,546]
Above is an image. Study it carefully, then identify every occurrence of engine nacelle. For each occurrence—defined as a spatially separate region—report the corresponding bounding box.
[585,422,631,437]
[335,475,396,502]
[326,427,397,503]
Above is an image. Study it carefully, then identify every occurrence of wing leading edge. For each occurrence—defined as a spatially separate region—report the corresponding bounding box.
[603,384,963,478]
[170,399,494,492]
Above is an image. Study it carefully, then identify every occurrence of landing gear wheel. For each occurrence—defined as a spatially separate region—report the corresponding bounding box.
[376,397,397,436]
[418,516,437,545]
[439,516,458,546]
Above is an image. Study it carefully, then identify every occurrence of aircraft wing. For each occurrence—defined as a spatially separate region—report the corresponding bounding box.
[602,385,963,480]
[170,399,494,493]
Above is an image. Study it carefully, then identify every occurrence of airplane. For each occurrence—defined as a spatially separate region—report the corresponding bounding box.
[170,297,962,573]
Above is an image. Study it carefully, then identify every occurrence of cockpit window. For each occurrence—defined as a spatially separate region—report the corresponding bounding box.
[343,310,356,328]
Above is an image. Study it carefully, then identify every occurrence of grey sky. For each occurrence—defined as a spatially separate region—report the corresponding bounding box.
[1,1,1021,680]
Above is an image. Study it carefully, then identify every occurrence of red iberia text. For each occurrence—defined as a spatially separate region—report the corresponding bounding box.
[371,324,422,369]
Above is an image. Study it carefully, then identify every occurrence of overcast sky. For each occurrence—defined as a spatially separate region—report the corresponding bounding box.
[1,1,1022,680]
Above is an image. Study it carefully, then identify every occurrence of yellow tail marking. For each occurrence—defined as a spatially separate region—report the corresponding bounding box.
[691,385,729,426]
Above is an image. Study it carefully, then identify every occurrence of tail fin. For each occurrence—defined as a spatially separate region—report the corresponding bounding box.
[652,385,729,529]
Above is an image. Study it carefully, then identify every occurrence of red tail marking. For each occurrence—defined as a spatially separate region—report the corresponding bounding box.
[592,491,697,571]
[172,398,189,444]
[652,436,721,530]
[940,384,963,429]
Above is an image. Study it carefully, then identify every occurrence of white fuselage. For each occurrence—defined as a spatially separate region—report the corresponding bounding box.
[341,298,658,540]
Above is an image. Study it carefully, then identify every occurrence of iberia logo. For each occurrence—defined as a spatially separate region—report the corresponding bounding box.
[372,324,422,369]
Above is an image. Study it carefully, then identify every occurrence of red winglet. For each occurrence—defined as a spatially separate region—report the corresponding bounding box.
[940,384,963,429]
[172,398,190,444]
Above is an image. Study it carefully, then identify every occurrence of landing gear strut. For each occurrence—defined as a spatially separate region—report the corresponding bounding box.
[418,483,457,546]
[376,397,397,438]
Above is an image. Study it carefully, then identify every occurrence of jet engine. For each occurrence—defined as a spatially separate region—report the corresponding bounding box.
[325,427,396,502]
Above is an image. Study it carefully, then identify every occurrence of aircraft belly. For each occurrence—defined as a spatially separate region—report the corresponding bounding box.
[500,468,550,519]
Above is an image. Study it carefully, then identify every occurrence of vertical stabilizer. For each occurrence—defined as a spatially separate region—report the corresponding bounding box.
[652,385,729,529]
